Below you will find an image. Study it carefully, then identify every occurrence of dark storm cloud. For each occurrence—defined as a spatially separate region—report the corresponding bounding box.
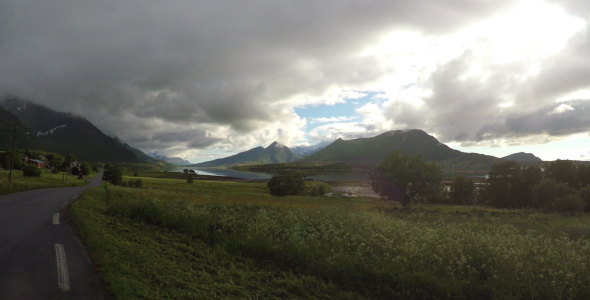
[476,101,590,140]
[0,0,517,152]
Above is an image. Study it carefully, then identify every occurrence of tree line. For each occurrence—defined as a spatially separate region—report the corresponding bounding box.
[369,150,590,212]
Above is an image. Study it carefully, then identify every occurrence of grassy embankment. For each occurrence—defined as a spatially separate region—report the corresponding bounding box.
[71,174,590,299]
[0,168,89,195]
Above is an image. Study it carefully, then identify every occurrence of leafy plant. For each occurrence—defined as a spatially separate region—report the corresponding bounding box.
[267,172,306,196]
[23,164,41,177]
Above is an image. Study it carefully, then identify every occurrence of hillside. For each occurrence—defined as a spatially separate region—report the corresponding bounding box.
[502,152,542,162]
[302,129,504,171]
[0,106,40,150]
[195,142,299,167]
[1,96,143,163]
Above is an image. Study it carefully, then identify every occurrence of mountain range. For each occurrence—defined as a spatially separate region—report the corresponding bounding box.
[194,141,299,167]
[301,129,505,170]
[1,96,146,163]
[147,153,192,166]
[195,129,519,171]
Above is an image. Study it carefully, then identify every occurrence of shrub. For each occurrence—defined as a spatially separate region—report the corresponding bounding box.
[134,179,143,188]
[71,167,80,175]
[134,172,138,177]
[580,186,590,212]
[102,166,123,185]
[187,175,194,184]
[80,162,91,176]
[550,193,585,212]
[23,164,41,177]
[318,185,326,197]
[532,179,578,210]
[310,186,317,197]
[267,172,306,196]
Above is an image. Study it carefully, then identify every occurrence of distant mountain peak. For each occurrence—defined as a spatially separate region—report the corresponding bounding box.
[268,141,286,148]
[502,152,542,162]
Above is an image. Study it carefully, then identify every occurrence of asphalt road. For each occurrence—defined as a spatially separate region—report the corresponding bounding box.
[0,171,105,300]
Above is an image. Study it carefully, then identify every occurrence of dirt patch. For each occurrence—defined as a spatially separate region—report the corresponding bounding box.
[327,182,380,198]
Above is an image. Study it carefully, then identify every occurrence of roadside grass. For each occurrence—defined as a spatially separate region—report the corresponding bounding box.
[0,169,87,195]
[69,187,367,299]
[73,176,590,299]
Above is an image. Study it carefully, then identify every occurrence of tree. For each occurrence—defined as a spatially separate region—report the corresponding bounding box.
[449,175,475,205]
[318,185,326,197]
[187,174,194,184]
[545,160,579,188]
[63,154,76,170]
[579,186,590,212]
[369,150,443,207]
[23,164,41,177]
[486,161,522,208]
[102,166,123,185]
[183,169,189,174]
[531,179,578,210]
[518,166,543,208]
[267,172,306,196]
[80,162,91,176]
[70,166,80,175]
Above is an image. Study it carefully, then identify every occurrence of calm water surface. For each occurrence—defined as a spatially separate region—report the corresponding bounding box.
[175,168,487,181]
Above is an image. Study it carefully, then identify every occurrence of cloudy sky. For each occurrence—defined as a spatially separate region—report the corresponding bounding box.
[1,0,590,163]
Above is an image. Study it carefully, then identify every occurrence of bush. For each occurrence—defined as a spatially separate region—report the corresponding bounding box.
[134,179,143,188]
[187,175,194,184]
[550,193,585,212]
[318,185,326,197]
[267,172,306,196]
[71,167,80,176]
[580,186,590,212]
[102,166,123,185]
[134,172,138,177]
[449,175,475,205]
[80,162,91,176]
[23,164,41,177]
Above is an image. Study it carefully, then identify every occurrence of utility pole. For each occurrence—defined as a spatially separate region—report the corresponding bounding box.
[9,123,17,183]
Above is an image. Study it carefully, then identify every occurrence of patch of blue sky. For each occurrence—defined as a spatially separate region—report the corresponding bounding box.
[295,91,384,132]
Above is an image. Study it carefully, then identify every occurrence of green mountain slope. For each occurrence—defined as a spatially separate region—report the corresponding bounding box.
[0,106,40,150]
[1,96,143,163]
[195,142,300,167]
[302,129,504,171]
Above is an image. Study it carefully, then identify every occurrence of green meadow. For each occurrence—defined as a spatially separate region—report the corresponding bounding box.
[0,168,89,195]
[71,173,590,299]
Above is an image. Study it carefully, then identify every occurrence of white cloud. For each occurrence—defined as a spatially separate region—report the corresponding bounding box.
[548,103,575,115]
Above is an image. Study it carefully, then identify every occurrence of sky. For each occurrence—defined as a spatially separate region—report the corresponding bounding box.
[1,0,590,163]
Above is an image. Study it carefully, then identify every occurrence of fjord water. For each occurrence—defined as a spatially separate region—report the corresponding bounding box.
[175,168,487,181]
[174,167,371,181]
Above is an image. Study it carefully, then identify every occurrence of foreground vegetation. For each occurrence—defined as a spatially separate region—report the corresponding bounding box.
[71,173,590,299]
[0,169,88,195]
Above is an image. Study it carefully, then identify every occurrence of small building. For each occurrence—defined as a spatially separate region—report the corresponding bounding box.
[29,159,46,168]
[70,161,80,169]
[21,155,29,163]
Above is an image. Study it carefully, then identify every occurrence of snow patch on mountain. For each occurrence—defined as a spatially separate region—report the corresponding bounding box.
[37,124,66,136]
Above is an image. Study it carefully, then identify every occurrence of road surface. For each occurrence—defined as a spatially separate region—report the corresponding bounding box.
[0,172,105,299]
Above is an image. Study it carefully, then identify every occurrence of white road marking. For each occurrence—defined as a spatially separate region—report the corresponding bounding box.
[55,244,70,292]
[52,213,60,225]
[61,202,69,208]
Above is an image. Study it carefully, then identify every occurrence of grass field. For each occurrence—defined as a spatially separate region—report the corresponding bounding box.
[71,174,590,299]
[0,168,89,195]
